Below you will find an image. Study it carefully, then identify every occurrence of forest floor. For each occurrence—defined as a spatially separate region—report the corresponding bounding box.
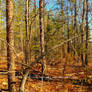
[0,54,92,92]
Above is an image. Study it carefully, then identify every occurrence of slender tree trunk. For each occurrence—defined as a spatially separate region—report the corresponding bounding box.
[61,0,65,58]
[74,0,77,54]
[34,0,38,59]
[81,0,85,65]
[19,55,45,92]
[66,2,70,53]
[19,1,30,91]
[25,0,30,64]
[39,0,46,74]
[19,70,29,92]
[67,23,70,53]
[70,1,74,54]
[42,0,46,74]
[74,0,77,32]
[85,0,89,65]
[6,0,16,92]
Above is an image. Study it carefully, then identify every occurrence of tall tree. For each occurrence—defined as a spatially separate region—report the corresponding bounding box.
[61,0,65,58]
[74,0,77,54]
[25,0,30,64]
[6,0,16,92]
[34,0,37,59]
[81,0,85,65]
[39,0,46,74]
[85,0,89,65]
[67,1,70,53]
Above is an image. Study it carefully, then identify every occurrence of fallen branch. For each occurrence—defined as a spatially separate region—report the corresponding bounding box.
[19,33,86,92]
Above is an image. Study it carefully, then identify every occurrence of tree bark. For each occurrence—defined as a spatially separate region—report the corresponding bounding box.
[81,0,85,65]
[66,2,70,53]
[25,0,30,64]
[39,0,46,74]
[34,0,38,59]
[19,54,45,92]
[85,0,89,65]
[6,0,16,92]
[19,70,29,92]
[74,0,77,55]
[61,0,65,58]
[67,23,70,53]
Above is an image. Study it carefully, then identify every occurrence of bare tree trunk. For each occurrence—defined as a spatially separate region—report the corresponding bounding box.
[74,0,77,55]
[74,0,77,32]
[81,0,85,65]
[85,0,89,65]
[42,0,46,74]
[39,0,46,74]
[70,0,74,54]
[67,23,70,53]
[61,0,65,58]
[19,55,45,92]
[34,0,38,59]
[66,2,70,53]
[25,0,30,64]
[19,70,29,92]
[6,0,16,92]
[19,1,30,91]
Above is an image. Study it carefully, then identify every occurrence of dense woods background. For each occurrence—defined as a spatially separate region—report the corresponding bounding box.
[0,0,92,92]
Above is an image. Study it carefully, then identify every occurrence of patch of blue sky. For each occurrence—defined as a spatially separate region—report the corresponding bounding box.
[45,0,60,11]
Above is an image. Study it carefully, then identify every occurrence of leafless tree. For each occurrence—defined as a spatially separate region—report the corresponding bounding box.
[6,0,16,92]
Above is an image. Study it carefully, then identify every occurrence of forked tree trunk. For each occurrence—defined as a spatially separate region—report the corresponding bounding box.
[6,0,16,92]
[19,1,30,92]
[19,70,29,92]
